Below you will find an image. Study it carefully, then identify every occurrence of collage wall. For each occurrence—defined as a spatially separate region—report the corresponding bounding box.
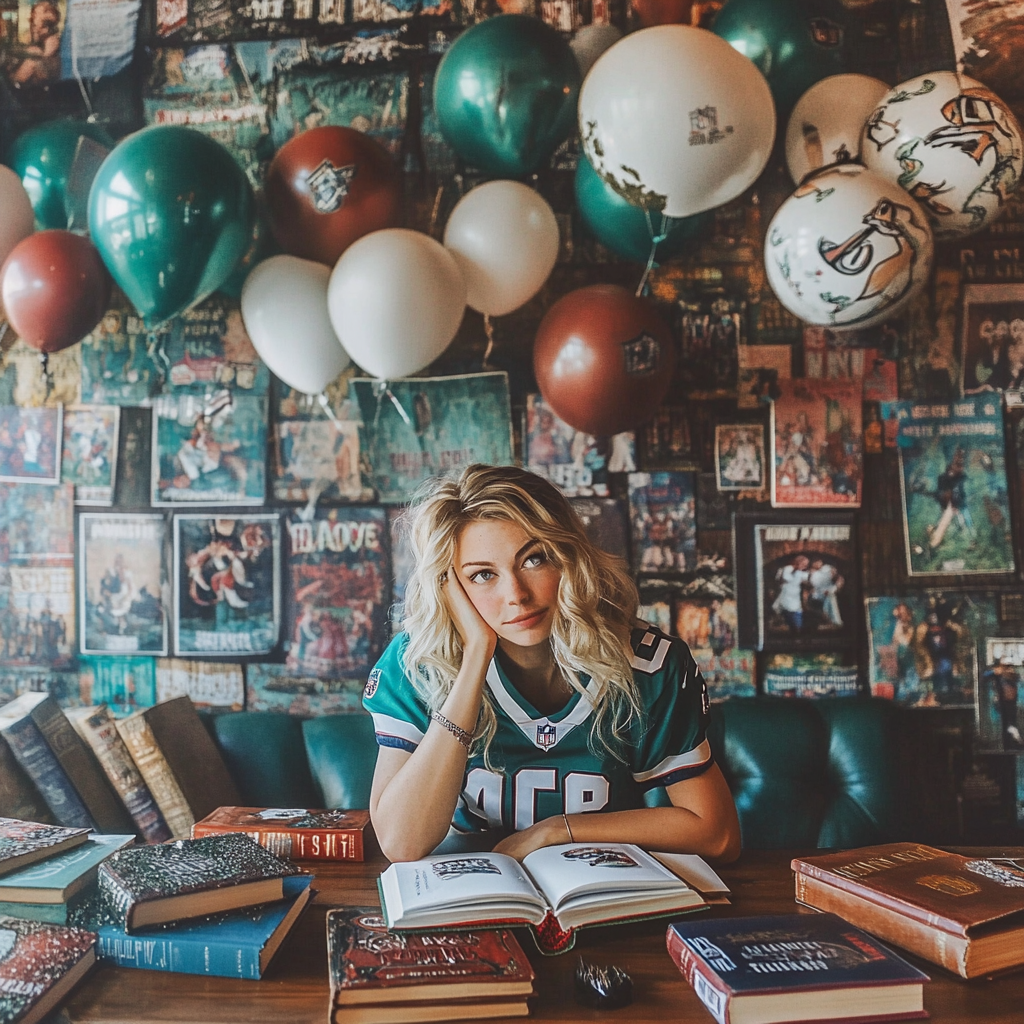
[0,0,1022,839]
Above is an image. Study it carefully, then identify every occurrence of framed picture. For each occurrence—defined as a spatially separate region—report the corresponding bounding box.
[960,284,1024,395]
[977,638,1024,753]
[0,405,62,484]
[715,424,765,491]
[735,511,859,652]
[61,405,120,506]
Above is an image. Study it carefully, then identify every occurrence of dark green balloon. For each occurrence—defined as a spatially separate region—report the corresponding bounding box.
[9,120,114,230]
[434,14,582,176]
[713,0,855,117]
[88,126,256,326]
[574,156,708,263]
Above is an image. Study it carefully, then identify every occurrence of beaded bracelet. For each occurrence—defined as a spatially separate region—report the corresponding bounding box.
[430,709,473,750]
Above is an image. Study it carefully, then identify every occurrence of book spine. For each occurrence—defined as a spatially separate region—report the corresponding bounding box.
[0,717,97,830]
[0,736,55,824]
[97,930,263,978]
[791,856,969,939]
[665,927,732,1024]
[794,871,970,979]
[114,716,195,839]
[190,824,363,861]
[0,900,72,924]
[71,709,172,844]
[31,699,135,835]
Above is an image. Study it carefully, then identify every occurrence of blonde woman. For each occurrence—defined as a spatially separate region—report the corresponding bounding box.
[364,464,740,863]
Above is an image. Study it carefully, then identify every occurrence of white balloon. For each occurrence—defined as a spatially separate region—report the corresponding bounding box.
[328,229,466,380]
[861,70,1024,239]
[785,74,890,185]
[570,23,622,80]
[241,255,350,395]
[443,181,559,318]
[0,166,34,267]
[765,164,934,330]
[578,26,775,218]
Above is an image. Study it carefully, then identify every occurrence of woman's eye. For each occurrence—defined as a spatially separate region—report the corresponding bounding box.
[523,552,545,568]
[470,570,495,583]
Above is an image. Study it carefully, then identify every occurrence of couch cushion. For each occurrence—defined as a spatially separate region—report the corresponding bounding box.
[302,714,377,810]
[208,712,320,808]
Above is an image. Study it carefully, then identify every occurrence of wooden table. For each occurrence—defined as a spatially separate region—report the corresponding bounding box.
[63,848,1024,1024]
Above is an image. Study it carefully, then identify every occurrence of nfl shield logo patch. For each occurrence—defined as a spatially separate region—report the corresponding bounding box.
[536,723,557,749]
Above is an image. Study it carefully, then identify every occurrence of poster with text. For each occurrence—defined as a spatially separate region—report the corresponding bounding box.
[174,513,280,656]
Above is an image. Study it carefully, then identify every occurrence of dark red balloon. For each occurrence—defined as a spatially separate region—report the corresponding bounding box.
[1,230,111,354]
[632,0,697,27]
[265,126,402,267]
[533,284,675,437]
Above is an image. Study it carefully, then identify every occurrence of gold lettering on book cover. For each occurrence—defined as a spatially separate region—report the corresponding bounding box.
[916,874,982,896]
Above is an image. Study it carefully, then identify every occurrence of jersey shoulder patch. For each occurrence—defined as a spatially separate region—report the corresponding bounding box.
[628,622,673,674]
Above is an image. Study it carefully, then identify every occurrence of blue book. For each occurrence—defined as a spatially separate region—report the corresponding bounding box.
[95,875,312,979]
[0,834,134,905]
[0,713,96,830]
[666,913,929,1024]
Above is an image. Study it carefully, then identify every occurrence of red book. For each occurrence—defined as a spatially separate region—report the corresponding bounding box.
[0,915,97,1024]
[328,906,534,1023]
[191,807,370,862]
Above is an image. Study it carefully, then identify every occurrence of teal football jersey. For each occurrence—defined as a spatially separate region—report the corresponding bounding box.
[362,624,712,835]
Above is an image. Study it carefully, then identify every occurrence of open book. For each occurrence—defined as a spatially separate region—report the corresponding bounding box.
[379,843,708,954]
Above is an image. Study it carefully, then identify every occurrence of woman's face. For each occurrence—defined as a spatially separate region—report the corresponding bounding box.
[454,519,562,649]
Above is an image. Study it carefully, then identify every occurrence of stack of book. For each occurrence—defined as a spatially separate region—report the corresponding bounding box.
[0,818,107,1022]
[328,908,535,1024]
[792,842,1024,979]
[0,694,242,843]
[89,832,313,979]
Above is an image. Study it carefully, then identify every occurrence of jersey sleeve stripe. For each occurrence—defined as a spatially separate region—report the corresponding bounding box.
[654,755,715,788]
[631,738,712,785]
[370,712,424,749]
[628,636,671,673]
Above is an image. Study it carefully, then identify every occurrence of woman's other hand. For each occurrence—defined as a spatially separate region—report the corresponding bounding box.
[491,815,569,861]
[442,562,498,661]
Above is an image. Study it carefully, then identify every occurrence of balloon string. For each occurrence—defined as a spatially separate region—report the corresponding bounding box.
[428,186,445,240]
[372,380,412,428]
[317,391,344,430]
[636,209,668,298]
[39,353,53,403]
[68,18,95,118]
[482,314,496,369]
[0,321,9,351]
[147,330,170,385]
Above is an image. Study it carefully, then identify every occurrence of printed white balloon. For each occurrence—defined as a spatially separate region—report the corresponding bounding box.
[241,255,350,396]
[765,164,934,330]
[861,70,1024,239]
[578,25,775,218]
[785,74,890,185]
[328,229,466,380]
[443,181,559,317]
[570,23,622,79]
[0,166,34,267]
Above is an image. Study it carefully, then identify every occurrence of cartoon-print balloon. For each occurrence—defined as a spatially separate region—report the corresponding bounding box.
[860,71,1023,240]
[764,163,935,330]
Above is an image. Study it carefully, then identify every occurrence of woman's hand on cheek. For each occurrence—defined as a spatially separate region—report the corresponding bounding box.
[442,565,497,661]
[491,816,568,861]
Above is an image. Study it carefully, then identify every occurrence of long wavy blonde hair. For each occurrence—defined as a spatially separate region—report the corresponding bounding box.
[398,464,642,764]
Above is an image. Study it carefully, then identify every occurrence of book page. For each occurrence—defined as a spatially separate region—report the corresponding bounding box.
[381,853,547,925]
[522,843,692,913]
[650,852,730,895]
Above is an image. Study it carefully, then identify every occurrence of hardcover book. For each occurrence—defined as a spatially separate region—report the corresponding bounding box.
[97,833,301,932]
[284,508,389,680]
[793,842,1024,978]
[328,907,534,1013]
[883,397,1015,576]
[0,915,97,1024]
[115,697,241,827]
[666,912,929,1024]
[0,742,52,825]
[192,808,370,861]
[0,833,133,905]
[94,874,312,979]
[0,820,90,878]
[78,514,168,657]
[0,694,134,836]
[65,706,171,844]
[379,844,707,954]
[771,379,863,508]
[0,700,97,830]
[173,514,281,657]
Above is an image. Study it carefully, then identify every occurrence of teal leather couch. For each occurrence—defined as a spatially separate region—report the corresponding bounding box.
[206,697,898,850]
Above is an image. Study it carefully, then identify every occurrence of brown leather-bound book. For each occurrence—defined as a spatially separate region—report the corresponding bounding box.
[116,697,241,833]
[192,807,370,861]
[792,843,1024,978]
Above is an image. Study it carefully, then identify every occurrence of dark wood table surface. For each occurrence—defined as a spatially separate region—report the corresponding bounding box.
[62,846,1024,1024]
